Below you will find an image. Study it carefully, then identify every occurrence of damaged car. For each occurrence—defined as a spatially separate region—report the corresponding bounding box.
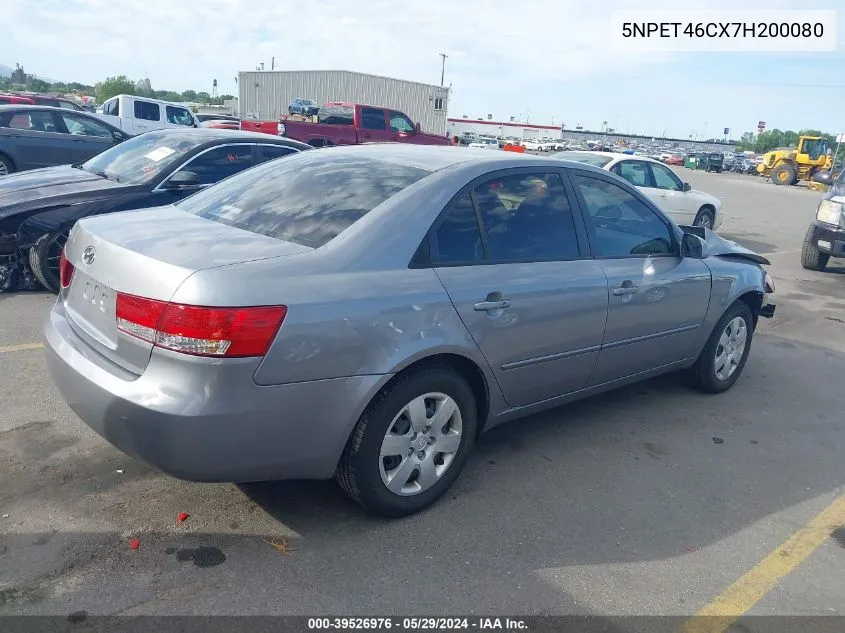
[0,128,310,292]
[44,145,775,517]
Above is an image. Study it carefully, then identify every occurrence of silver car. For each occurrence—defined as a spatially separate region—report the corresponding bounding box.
[44,145,776,517]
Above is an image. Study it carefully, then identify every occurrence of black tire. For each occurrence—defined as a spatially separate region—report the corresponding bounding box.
[335,364,477,517]
[0,153,14,176]
[689,302,754,394]
[693,207,716,230]
[800,226,829,271]
[771,163,795,186]
[29,231,67,293]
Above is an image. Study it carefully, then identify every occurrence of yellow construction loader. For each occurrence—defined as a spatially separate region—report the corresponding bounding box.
[756,136,833,185]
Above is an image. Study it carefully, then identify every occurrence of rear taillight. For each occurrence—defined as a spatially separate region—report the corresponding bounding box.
[59,249,74,288]
[115,293,287,357]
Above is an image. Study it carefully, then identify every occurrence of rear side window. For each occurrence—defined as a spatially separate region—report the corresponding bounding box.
[318,106,354,125]
[134,100,160,121]
[103,99,119,116]
[177,154,430,248]
[361,108,386,131]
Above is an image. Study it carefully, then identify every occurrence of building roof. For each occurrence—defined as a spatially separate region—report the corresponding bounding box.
[239,69,448,92]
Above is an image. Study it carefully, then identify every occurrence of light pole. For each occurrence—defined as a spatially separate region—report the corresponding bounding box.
[439,53,447,87]
[254,82,260,119]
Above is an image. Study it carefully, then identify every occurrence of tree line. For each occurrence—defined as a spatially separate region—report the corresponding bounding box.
[736,129,839,154]
[0,73,234,106]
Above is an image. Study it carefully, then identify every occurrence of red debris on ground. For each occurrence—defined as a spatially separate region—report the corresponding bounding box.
[177,512,190,523]
[129,538,140,550]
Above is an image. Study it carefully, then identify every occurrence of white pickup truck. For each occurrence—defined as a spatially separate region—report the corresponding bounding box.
[95,94,199,136]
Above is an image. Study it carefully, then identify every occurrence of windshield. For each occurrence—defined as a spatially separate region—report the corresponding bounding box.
[802,139,827,160]
[81,130,205,185]
[177,152,431,248]
[551,151,613,168]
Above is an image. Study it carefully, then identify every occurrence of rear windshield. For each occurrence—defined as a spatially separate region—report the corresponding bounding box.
[551,152,613,168]
[318,106,354,125]
[177,152,431,248]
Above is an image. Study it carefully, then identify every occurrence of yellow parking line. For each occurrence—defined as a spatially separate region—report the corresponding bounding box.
[682,494,845,633]
[0,342,44,354]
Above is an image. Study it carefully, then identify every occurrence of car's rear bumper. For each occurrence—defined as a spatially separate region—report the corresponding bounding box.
[810,221,845,258]
[43,301,386,482]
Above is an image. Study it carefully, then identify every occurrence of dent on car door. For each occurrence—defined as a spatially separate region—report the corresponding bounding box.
[431,170,609,407]
[571,173,711,385]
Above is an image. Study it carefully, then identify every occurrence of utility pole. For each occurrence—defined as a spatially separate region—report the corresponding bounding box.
[439,53,447,86]
[271,57,275,70]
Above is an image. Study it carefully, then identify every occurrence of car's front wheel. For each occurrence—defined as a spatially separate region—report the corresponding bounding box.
[29,231,68,293]
[689,301,754,394]
[801,226,829,271]
[694,207,715,230]
[336,365,477,517]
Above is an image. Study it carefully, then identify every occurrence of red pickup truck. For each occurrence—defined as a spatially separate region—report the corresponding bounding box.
[240,102,450,147]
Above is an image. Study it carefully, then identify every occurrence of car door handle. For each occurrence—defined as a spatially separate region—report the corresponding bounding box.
[474,299,511,311]
[612,281,639,296]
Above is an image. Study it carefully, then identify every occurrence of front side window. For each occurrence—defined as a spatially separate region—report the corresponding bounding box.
[361,107,386,131]
[166,106,195,126]
[58,113,113,138]
[177,153,431,248]
[573,175,674,258]
[176,145,253,185]
[133,100,160,121]
[0,111,58,133]
[389,111,414,133]
[611,161,651,187]
[649,162,683,191]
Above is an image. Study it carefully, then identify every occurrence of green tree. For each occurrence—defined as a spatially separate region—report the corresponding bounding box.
[95,75,136,102]
[181,89,197,102]
[220,94,234,101]
[737,131,756,151]
[195,91,211,103]
[162,91,183,102]
[25,77,51,92]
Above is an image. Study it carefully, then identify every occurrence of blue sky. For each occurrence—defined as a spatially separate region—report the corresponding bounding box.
[1,0,843,138]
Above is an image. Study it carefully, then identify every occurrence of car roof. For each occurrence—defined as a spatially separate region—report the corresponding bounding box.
[0,104,96,114]
[319,143,610,174]
[558,150,663,165]
[133,127,313,147]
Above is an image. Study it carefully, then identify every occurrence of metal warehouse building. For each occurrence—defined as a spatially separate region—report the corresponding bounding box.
[237,70,450,135]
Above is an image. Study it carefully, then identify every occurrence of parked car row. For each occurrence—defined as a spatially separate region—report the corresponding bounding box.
[39,142,774,518]
[0,128,310,292]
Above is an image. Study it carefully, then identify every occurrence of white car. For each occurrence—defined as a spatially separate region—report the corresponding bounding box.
[522,139,549,151]
[468,137,499,150]
[553,151,723,230]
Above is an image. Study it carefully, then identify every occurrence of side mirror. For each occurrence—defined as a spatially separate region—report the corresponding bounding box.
[165,170,200,191]
[413,122,421,134]
[112,131,125,142]
[812,171,833,186]
[683,182,692,192]
[681,232,705,259]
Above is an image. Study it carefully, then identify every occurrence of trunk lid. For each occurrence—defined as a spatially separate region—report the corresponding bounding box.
[62,205,311,375]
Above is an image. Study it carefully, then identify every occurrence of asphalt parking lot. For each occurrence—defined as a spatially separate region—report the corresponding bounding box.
[1,168,845,621]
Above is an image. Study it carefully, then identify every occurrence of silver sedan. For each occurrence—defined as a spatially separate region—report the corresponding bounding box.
[44,144,776,517]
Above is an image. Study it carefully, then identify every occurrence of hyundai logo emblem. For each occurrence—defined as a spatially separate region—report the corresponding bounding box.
[82,246,96,265]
